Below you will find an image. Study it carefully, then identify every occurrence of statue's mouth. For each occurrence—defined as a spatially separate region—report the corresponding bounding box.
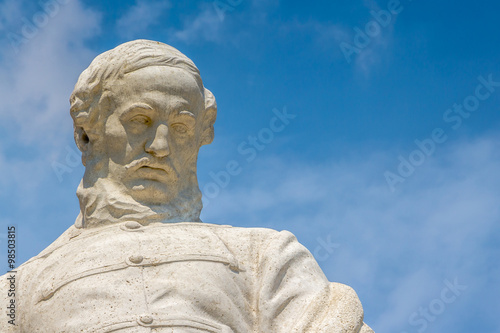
[131,165,179,185]
[143,166,161,169]
[140,165,168,173]
[137,165,169,173]
[125,157,176,175]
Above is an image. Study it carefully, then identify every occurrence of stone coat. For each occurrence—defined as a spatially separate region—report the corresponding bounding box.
[1,222,373,333]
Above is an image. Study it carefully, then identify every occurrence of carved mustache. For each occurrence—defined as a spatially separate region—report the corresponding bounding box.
[124,157,176,175]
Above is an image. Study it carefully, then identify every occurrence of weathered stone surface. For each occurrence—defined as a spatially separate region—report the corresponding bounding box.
[1,40,373,332]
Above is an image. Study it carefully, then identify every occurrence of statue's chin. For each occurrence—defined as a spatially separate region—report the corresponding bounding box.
[76,177,203,228]
[125,180,177,206]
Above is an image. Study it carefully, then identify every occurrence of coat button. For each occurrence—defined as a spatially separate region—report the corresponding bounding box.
[128,255,144,264]
[124,221,142,230]
[140,315,153,324]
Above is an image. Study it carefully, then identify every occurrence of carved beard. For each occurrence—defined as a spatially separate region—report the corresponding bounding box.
[74,176,203,229]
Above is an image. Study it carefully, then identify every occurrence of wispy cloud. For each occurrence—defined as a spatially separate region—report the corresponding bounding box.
[271,13,394,75]
[171,0,278,45]
[0,0,101,203]
[201,133,500,331]
[116,0,171,38]
[304,0,404,75]
[172,4,224,44]
[0,0,101,141]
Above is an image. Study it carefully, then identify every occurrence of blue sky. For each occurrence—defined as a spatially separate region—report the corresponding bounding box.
[0,0,499,331]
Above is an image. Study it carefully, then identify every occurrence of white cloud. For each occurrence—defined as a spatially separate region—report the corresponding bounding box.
[0,0,101,143]
[0,0,101,202]
[296,0,400,75]
[170,0,276,44]
[116,0,171,38]
[172,4,224,44]
[271,13,394,76]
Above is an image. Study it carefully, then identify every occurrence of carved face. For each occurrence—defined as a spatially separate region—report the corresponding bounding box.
[97,66,205,205]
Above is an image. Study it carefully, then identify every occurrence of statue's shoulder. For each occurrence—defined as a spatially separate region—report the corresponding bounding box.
[203,222,280,237]
[202,222,298,252]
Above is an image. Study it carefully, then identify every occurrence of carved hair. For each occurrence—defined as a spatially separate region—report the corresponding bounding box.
[70,39,217,154]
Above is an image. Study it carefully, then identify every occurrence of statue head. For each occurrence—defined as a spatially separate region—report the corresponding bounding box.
[69,40,217,228]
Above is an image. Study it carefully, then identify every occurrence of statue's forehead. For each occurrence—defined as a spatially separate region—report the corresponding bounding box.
[98,66,200,104]
[120,66,200,88]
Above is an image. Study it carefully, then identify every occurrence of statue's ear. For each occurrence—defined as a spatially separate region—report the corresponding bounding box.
[200,88,217,146]
[74,126,90,166]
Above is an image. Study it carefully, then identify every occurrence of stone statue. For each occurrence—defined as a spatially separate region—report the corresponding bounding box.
[2,40,373,333]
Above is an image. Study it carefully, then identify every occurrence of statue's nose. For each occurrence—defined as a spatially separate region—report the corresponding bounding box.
[145,123,170,157]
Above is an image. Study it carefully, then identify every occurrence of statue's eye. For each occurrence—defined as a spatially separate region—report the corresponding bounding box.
[171,123,188,134]
[129,115,151,125]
